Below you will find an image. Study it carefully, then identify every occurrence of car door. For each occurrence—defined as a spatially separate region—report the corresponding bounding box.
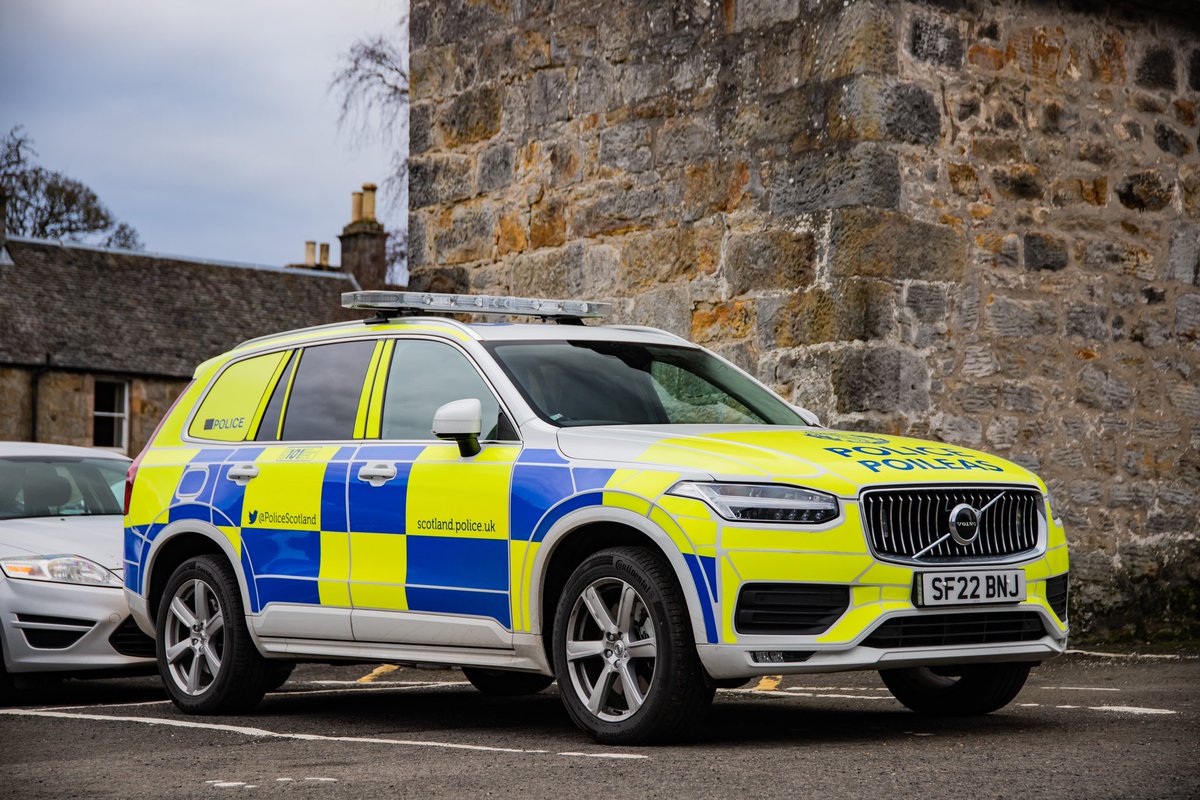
[238,338,380,640]
[349,337,521,649]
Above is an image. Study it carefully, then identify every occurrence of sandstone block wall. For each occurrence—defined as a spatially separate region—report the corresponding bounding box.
[408,0,1200,639]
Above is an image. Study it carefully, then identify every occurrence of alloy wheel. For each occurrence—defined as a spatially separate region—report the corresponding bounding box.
[564,577,657,722]
[162,578,225,696]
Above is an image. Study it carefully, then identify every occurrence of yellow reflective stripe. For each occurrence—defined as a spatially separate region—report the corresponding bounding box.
[365,339,394,439]
[276,349,302,440]
[247,351,292,439]
[353,341,387,439]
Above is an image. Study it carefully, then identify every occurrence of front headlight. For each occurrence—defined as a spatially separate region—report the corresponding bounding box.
[0,555,123,588]
[668,481,840,524]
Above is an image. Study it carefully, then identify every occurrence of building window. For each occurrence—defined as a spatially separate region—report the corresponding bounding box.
[93,380,129,452]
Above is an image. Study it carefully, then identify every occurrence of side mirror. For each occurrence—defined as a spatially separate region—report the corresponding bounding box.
[791,405,822,427]
[432,398,483,458]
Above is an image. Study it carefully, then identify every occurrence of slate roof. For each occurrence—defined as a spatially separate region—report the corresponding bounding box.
[0,237,361,379]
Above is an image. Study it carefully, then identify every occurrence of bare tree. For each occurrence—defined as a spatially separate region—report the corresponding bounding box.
[1,126,144,249]
[332,18,409,283]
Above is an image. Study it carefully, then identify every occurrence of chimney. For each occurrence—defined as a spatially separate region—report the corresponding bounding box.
[319,242,330,268]
[362,183,377,221]
[304,240,316,267]
[339,182,388,289]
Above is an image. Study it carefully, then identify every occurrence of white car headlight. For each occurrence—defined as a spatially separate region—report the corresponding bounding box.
[668,481,840,524]
[0,555,123,588]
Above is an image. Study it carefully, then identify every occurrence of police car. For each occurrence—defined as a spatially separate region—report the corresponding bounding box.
[123,292,1069,744]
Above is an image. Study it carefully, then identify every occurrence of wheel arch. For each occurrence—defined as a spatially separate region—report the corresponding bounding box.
[144,523,252,627]
[527,506,712,665]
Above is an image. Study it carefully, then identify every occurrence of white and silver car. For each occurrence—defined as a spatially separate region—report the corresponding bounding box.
[1,443,153,701]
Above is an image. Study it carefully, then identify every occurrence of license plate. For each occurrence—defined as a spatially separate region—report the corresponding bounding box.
[916,570,1026,607]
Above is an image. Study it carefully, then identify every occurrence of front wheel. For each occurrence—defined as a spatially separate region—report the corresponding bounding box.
[156,555,273,714]
[880,663,1032,716]
[552,546,713,745]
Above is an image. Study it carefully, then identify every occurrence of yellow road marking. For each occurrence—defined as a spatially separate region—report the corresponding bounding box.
[755,675,782,692]
[357,664,400,683]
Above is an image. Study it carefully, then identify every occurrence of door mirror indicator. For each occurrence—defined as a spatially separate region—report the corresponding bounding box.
[433,398,483,458]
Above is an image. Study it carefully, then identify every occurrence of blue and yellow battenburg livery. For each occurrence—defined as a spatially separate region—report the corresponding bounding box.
[124,291,1068,697]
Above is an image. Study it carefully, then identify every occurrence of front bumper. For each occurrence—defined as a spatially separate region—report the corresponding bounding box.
[698,603,1068,679]
[1,576,154,674]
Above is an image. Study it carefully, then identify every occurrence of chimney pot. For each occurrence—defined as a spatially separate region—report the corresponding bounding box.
[361,183,377,222]
[304,240,316,267]
[351,191,364,224]
[319,242,330,268]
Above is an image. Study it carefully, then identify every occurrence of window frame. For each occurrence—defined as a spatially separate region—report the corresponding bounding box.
[92,378,130,453]
[179,333,522,447]
[374,334,521,445]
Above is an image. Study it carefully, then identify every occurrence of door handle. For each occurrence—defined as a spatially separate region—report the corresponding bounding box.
[226,463,259,486]
[357,462,398,488]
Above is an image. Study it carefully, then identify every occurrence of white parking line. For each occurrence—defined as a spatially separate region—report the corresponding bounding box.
[1090,706,1178,716]
[0,708,648,760]
[25,681,472,713]
[1036,686,1121,692]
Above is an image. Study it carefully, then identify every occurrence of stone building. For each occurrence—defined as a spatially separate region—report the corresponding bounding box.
[407,0,1200,638]
[0,185,388,456]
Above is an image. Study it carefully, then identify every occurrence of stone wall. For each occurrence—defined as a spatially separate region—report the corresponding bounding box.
[407,0,1200,639]
[0,366,188,457]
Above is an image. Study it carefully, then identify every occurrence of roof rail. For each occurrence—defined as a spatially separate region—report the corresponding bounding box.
[342,291,611,325]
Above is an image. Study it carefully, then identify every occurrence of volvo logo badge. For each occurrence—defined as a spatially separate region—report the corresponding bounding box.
[949,503,981,546]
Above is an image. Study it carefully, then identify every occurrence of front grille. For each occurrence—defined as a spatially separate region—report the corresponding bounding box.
[863,611,1045,649]
[108,617,156,658]
[861,485,1042,562]
[735,583,850,635]
[1046,573,1069,621]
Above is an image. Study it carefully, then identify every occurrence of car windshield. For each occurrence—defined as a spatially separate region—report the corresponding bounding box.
[486,340,804,427]
[0,456,128,520]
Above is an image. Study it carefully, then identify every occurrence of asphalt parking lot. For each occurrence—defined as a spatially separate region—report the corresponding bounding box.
[2,651,1197,800]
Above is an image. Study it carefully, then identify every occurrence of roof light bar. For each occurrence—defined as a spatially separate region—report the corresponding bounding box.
[342,291,612,320]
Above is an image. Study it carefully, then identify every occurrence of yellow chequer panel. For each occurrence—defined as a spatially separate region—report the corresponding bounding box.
[727,551,874,584]
[188,351,288,442]
[405,444,517,540]
[319,531,351,605]
[349,531,407,609]
[509,539,537,632]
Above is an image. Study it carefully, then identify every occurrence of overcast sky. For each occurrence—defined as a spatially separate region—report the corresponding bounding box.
[0,0,407,271]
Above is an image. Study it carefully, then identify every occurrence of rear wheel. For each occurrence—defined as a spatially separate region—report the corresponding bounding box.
[552,546,713,745]
[265,662,295,692]
[462,667,554,696]
[156,555,272,714]
[880,663,1032,716]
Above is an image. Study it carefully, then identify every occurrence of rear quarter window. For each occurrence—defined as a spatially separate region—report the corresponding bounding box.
[188,351,291,441]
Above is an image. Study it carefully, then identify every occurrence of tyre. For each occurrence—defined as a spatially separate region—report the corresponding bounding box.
[552,546,714,745]
[462,667,554,696]
[880,662,1032,716]
[155,555,272,714]
[265,662,295,692]
[0,644,14,707]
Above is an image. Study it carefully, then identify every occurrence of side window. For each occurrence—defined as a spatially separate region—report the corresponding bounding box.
[190,351,290,441]
[277,340,377,441]
[381,340,510,441]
